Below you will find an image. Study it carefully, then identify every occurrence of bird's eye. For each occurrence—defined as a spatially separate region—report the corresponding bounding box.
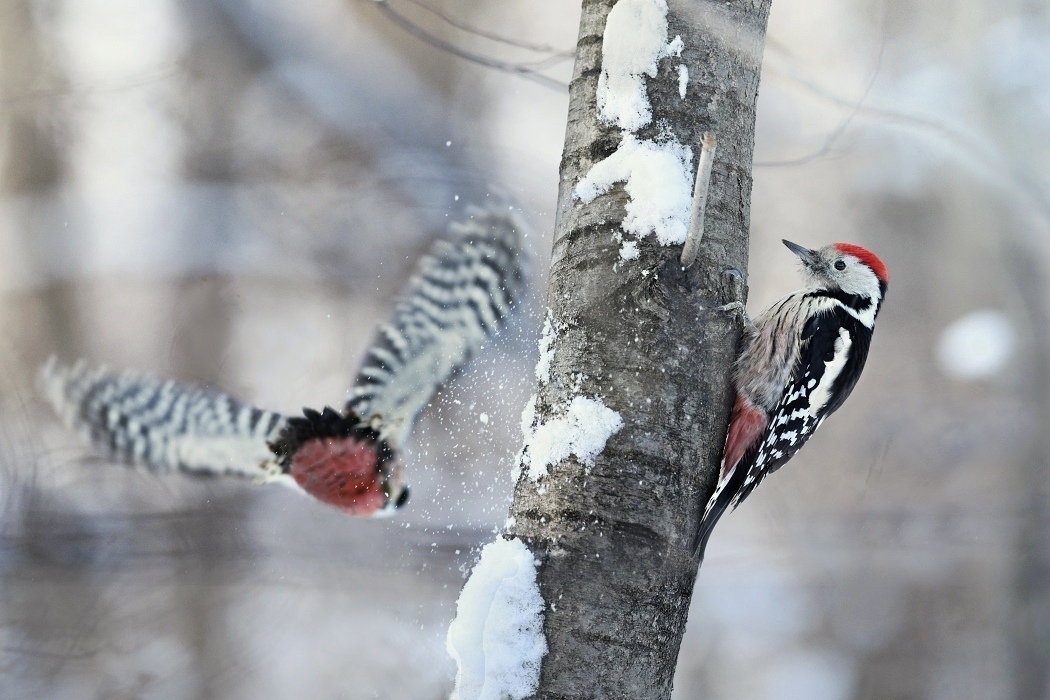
[834,260,846,271]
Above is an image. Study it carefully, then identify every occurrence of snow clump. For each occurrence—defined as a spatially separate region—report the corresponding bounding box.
[596,0,683,130]
[446,537,547,700]
[518,395,624,482]
[575,134,693,245]
[576,0,694,252]
[619,239,640,260]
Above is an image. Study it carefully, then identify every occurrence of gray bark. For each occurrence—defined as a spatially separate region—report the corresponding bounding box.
[1007,237,1050,700]
[507,0,771,697]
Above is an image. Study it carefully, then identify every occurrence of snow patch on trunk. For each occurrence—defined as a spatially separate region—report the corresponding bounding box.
[575,134,693,245]
[576,0,693,252]
[447,537,547,700]
[517,395,624,482]
[619,239,640,260]
[596,0,683,130]
[535,311,558,384]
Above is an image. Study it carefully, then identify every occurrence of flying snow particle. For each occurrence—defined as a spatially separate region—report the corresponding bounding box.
[937,309,1016,380]
[447,537,547,700]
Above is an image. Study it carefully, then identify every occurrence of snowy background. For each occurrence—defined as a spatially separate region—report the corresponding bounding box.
[1,0,1047,698]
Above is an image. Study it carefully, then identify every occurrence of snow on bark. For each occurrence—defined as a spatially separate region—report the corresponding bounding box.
[577,0,693,252]
[619,239,640,260]
[517,395,624,483]
[535,311,558,384]
[446,537,547,700]
[595,0,683,131]
[574,134,693,245]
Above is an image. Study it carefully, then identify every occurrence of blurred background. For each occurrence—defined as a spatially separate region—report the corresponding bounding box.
[0,0,1046,698]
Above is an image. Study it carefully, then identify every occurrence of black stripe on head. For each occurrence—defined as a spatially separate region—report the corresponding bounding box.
[807,288,875,315]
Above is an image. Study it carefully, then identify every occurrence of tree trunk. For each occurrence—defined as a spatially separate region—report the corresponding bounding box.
[507,0,771,697]
[1006,236,1050,700]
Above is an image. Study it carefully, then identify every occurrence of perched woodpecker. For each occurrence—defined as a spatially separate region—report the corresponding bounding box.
[694,239,888,558]
[40,204,526,517]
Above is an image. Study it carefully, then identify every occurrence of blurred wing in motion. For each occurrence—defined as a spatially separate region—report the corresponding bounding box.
[38,202,528,516]
[347,204,526,444]
[40,359,403,516]
[40,358,287,481]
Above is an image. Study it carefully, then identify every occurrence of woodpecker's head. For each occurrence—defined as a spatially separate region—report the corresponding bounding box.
[783,239,888,310]
[270,407,409,517]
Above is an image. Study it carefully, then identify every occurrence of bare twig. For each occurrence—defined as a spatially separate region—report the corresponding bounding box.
[369,0,568,92]
[397,0,573,57]
[755,31,884,168]
[681,131,718,267]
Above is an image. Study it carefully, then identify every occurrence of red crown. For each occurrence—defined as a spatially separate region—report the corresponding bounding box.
[832,243,888,282]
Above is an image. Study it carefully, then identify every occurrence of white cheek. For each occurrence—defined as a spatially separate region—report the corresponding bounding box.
[838,264,878,296]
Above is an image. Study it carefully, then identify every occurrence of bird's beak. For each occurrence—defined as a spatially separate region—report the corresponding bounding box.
[782,239,820,268]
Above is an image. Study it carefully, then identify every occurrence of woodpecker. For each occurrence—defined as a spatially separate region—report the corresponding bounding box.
[40,203,526,517]
[694,239,888,558]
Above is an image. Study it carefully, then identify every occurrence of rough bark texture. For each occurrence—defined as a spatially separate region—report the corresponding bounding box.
[507,1,771,697]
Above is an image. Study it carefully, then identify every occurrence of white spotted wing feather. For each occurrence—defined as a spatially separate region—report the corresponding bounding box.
[346,205,526,443]
[40,358,287,480]
[38,202,527,491]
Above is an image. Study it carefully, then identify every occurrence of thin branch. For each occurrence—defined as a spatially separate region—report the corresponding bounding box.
[763,63,1050,226]
[0,66,180,107]
[517,52,576,71]
[755,29,884,168]
[681,132,718,267]
[397,0,573,57]
[368,0,568,92]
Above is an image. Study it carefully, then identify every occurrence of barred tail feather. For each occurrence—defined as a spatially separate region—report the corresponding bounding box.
[40,357,287,480]
[347,203,527,443]
[694,459,750,560]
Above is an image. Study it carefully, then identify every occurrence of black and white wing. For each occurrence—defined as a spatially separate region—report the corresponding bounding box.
[38,202,527,512]
[346,204,526,444]
[732,307,871,508]
[40,358,287,481]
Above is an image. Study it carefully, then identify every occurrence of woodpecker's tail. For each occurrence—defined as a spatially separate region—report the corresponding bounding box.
[693,487,733,560]
[693,455,753,560]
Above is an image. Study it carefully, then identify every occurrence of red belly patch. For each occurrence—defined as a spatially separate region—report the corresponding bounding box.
[289,436,388,516]
[722,394,768,478]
